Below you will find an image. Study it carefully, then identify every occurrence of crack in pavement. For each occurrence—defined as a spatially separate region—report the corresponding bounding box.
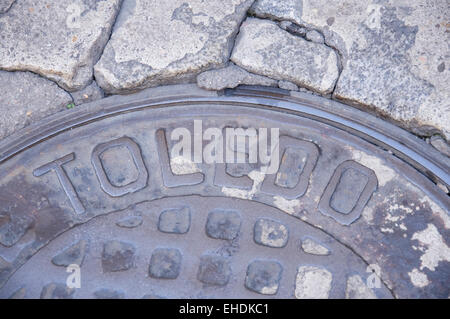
[4,69,74,105]
[0,0,15,15]
[92,0,125,87]
[227,0,258,63]
[281,21,344,97]
[241,14,343,98]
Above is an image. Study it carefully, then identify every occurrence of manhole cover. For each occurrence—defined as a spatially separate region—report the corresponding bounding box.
[0,85,448,299]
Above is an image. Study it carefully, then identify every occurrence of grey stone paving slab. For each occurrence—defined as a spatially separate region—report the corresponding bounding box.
[71,81,104,106]
[0,71,72,140]
[249,0,302,25]
[306,30,325,44]
[94,0,254,94]
[0,0,122,91]
[197,63,277,91]
[278,80,299,91]
[231,18,339,95]
[250,0,450,138]
[0,0,15,13]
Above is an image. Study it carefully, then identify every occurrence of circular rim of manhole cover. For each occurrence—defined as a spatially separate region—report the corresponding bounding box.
[0,84,449,299]
[1,85,449,187]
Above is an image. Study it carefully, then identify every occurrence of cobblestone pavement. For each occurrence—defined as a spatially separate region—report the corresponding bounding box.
[0,0,448,146]
[0,0,449,299]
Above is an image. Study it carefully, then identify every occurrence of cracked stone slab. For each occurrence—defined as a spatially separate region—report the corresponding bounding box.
[94,0,254,94]
[0,0,15,13]
[251,0,450,138]
[249,0,303,25]
[197,63,278,91]
[0,71,73,140]
[306,30,325,44]
[231,18,339,95]
[0,0,122,91]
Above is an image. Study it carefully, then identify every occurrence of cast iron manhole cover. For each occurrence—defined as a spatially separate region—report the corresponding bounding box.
[0,85,448,299]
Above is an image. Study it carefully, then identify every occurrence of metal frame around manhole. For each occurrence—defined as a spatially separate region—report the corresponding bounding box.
[0,84,448,191]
